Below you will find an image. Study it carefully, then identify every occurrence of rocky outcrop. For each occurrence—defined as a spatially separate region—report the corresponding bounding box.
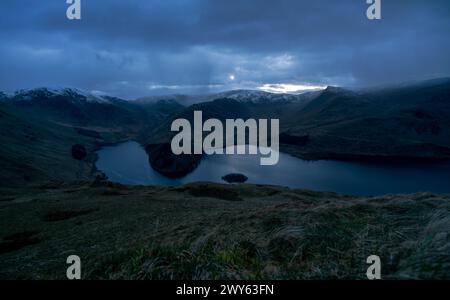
[222,173,248,183]
[145,143,202,178]
[71,144,87,160]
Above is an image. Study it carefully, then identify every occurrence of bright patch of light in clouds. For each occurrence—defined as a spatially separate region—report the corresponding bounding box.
[265,54,295,70]
[258,83,326,94]
[229,74,236,81]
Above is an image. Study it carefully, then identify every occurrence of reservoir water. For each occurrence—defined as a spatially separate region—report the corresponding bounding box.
[95,141,450,196]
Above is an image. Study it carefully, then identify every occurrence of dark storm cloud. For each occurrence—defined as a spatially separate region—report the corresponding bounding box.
[0,0,449,98]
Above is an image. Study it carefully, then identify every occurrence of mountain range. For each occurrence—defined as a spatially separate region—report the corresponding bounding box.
[1,77,450,183]
[2,78,450,280]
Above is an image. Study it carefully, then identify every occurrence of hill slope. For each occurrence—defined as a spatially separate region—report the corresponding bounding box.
[0,182,448,279]
[0,89,184,185]
[142,79,450,177]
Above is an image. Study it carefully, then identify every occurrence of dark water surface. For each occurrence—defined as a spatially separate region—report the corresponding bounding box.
[96,141,450,196]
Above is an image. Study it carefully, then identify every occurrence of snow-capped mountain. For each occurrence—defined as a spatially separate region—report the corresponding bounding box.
[0,87,147,127]
[6,87,115,104]
[213,89,299,103]
[136,89,316,106]
[0,87,187,129]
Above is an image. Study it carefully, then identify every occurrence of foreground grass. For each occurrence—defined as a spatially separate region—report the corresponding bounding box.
[0,182,449,279]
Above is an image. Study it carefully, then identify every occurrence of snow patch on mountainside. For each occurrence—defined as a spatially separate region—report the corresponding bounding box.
[3,87,114,104]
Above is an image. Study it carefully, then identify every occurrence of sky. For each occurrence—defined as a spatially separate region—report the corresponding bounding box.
[0,0,449,99]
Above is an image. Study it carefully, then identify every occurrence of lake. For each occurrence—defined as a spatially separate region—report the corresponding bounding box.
[95,141,450,196]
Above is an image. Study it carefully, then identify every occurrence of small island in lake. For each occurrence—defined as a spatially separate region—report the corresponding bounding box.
[222,173,249,183]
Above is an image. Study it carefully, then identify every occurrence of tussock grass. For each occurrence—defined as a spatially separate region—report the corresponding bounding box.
[42,209,97,222]
[0,231,41,255]
[0,183,448,279]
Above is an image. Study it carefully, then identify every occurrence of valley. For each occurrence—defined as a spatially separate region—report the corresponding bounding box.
[1,79,450,280]
[143,78,450,178]
[2,79,450,184]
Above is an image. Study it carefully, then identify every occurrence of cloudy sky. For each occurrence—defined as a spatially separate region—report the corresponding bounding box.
[0,0,449,99]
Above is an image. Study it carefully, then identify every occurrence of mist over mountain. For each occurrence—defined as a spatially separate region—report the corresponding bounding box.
[1,77,450,183]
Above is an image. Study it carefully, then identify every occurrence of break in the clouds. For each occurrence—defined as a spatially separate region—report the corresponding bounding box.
[0,0,449,99]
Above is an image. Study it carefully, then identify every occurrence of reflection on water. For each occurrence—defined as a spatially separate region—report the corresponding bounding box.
[96,141,450,196]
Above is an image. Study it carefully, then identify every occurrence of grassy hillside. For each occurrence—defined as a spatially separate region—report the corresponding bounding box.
[0,91,183,186]
[0,103,102,185]
[282,80,450,160]
[0,182,448,279]
[141,79,450,177]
